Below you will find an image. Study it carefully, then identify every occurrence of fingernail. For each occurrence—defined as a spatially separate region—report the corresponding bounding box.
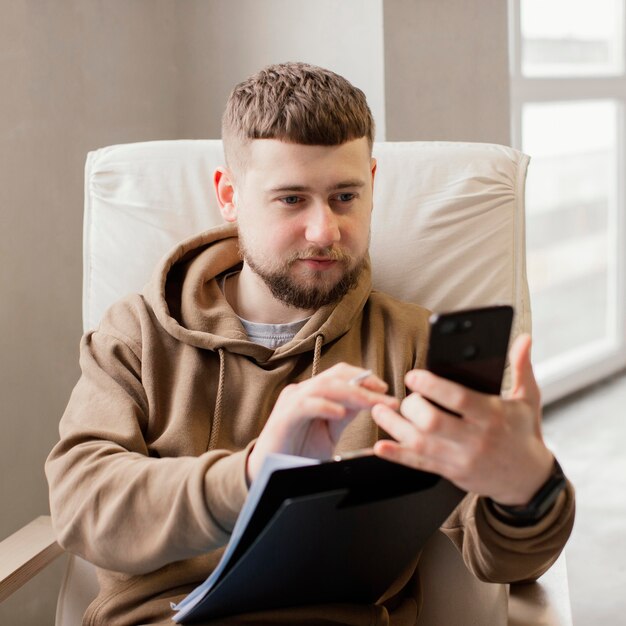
[372,403,392,418]
[405,371,419,386]
[383,395,400,408]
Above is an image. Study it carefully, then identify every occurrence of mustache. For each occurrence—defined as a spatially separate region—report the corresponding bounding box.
[289,247,352,263]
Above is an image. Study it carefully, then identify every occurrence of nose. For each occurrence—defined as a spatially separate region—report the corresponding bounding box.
[304,203,340,247]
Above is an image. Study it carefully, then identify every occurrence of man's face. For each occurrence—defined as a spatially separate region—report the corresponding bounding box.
[224,137,376,310]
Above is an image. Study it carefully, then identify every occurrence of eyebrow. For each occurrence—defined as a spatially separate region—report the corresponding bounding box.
[267,180,366,194]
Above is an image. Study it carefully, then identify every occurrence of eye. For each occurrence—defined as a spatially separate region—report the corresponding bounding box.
[336,192,356,203]
[280,195,302,206]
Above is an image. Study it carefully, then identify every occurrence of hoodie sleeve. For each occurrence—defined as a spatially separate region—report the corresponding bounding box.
[45,314,251,576]
[440,480,575,584]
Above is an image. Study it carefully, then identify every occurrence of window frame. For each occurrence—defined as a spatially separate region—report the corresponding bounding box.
[509,0,626,405]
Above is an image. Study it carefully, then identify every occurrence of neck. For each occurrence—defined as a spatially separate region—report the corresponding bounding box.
[225,265,314,324]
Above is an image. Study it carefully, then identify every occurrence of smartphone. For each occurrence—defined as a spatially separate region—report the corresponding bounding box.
[426,305,514,396]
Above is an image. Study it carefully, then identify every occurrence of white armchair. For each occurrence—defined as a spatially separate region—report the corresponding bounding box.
[0,139,572,625]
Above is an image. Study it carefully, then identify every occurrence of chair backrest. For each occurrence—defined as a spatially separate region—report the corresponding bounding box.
[83,140,530,333]
[58,140,531,626]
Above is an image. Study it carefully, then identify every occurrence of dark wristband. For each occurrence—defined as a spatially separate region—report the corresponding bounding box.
[485,458,567,527]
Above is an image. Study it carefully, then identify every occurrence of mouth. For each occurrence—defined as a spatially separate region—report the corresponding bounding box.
[299,258,339,271]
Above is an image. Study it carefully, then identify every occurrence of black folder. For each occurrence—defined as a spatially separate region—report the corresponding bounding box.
[173,453,465,623]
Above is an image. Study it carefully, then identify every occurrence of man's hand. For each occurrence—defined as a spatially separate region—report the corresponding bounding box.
[247,363,400,483]
[371,334,554,506]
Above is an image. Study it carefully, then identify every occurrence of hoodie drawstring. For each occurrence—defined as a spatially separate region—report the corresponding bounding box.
[208,336,323,450]
[312,333,323,377]
[208,347,225,450]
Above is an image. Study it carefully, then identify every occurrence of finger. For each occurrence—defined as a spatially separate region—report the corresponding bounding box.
[309,376,399,410]
[319,362,389,393]
[372,439,458,476]
[371,403,424,449]
[404,369,492,422]
[318,362,372,381]
[359,376,388,393]
[372,403,465,460]
[508,334,541,406]
[296,397,348,421]
[400,393,472,444]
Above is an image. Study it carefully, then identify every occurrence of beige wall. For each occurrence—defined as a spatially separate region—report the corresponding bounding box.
[0,1,509,623]
[177,0,386,139]
[384,0,511,143]
[0,2,184,623]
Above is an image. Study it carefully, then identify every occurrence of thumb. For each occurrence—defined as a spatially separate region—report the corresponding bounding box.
[508,333,541,406]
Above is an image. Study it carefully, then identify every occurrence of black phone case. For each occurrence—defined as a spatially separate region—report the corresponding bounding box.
[426,305,514,395]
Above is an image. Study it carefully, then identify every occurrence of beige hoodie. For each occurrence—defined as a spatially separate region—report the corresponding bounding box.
[46,224,574,625]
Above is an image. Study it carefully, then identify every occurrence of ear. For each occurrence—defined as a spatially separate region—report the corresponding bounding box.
[214,167,238,222]
[370,158,377,191]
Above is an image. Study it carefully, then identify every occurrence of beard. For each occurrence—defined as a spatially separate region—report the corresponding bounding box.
[238,238,367,310]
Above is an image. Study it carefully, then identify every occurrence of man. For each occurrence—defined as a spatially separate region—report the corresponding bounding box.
[46,62,574,625]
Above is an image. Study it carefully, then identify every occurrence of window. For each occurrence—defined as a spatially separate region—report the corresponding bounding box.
[510,0,626,404]
[520,0,623,76]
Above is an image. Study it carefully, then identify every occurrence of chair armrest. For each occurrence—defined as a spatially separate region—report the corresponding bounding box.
[508,552,573,626]
[0,515,64,602]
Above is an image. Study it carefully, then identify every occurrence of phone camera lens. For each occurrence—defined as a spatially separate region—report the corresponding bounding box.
[440,320,457,334]
[461,319,473,331]
[463,344,479,360]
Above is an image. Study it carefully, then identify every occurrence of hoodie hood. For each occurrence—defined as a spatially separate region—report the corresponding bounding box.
[143,223,373,363]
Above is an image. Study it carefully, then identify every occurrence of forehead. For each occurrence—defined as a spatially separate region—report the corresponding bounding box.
[241,138,372,190]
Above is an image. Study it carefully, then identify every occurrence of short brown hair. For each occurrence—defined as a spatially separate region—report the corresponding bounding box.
[222,62,375,172]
